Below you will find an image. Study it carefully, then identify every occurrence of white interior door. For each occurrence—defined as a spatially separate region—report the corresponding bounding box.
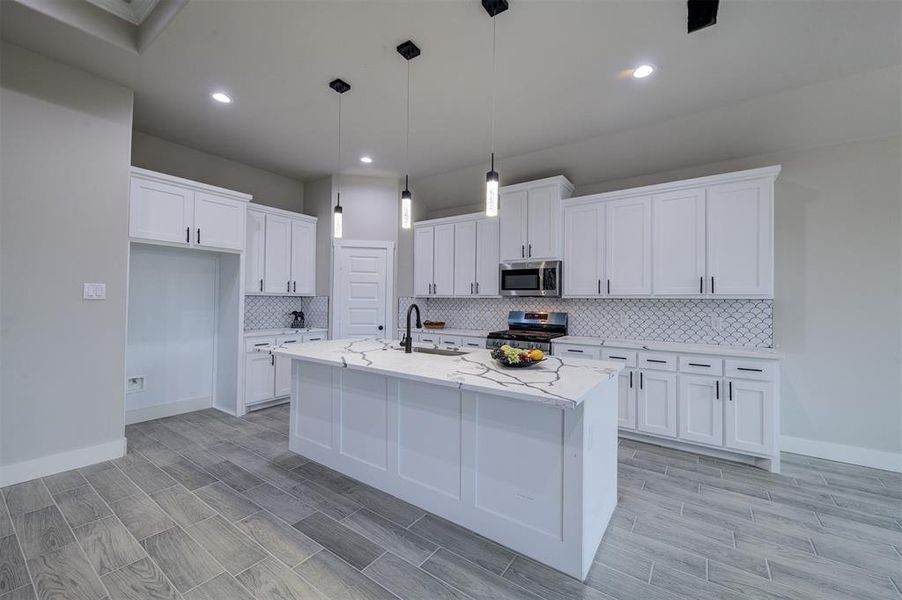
[453,221,477,296]
[334,243,391,340]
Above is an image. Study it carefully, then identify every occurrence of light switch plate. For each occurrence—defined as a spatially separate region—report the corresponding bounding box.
[83,283,106,299]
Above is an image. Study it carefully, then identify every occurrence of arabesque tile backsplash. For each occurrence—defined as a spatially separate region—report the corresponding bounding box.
[245,295,329,330]
[398,297,773,348]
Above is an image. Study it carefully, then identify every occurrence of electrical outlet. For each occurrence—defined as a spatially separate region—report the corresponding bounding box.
[126,376,144,393]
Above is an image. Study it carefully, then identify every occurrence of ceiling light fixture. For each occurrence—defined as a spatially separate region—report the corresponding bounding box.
[482,0,508,218]
[329,78,351,239]
[211,91,232,104]
[632,64,655,79]
[397,39,421,230]
[360,156,373,164]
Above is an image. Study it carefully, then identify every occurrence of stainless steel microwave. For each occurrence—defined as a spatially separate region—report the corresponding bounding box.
[499,261,562,297]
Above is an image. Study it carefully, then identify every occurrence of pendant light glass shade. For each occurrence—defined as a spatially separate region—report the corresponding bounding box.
[333,199,343,239]
[400,188,412,229]
[485,168,499,218]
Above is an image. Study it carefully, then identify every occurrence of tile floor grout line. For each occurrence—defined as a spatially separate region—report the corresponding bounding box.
[417,546,440,567]
[3,485,40,599]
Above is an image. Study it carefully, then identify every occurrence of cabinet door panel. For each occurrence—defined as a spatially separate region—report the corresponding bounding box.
[653,189,706,295]
[264,214,292,293]
[432,224,455,296]
[453,220,477,296]
[526,185,558,259]
[274,337,300,397]
[413,227,435,297]
[194,192,245,251]
[678,375,723,446]
[707,179,773,296]
[618,370,637,430]
[245,352,275,406]
[129,178,193,244]
[637,370,677,437]
[475,218,500,296]
[725,379,774,455]
[499,190,527,261]
[245,210,266,293]
[606,196,652,295]
[563,204,604,296]
[290,219,316,295]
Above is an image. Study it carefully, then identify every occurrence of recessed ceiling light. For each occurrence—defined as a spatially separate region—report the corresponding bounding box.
[632,64,655,79]
[211,91,232,104]
[360,156,373,164]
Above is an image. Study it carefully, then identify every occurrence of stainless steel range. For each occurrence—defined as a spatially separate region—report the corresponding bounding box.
[485,311,568,353]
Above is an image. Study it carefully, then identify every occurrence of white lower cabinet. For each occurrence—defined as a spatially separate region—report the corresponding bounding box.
[274,336,301,398]
[725,379,774,455]
[244,332,327,409]
[617,369,637,430]
[245,351,276,406]
[637,370,677,437]
[678,374,723,446]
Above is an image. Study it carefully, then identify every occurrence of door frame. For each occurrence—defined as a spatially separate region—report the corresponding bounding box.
[330,240,395,341]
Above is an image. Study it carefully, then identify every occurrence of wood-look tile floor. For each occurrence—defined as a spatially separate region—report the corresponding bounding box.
[2,404,901,599]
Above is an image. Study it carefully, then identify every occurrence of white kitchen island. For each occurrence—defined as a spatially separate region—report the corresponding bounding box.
[272,338,622,580]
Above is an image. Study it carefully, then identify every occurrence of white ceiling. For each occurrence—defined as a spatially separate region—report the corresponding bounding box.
[2,0,900,208]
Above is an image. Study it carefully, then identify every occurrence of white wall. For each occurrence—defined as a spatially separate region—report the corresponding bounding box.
[126,244,217,421]
[0,43,133,483]
[132,130,304,213]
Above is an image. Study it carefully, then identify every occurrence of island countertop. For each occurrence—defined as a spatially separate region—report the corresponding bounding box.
[272,338,622,409]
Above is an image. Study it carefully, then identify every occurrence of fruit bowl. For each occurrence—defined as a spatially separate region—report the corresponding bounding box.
[491,346,546,368]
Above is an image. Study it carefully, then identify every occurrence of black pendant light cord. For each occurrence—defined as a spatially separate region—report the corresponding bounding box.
[336,92,342,207]
[490,14,496,172]
[405,58,411,193]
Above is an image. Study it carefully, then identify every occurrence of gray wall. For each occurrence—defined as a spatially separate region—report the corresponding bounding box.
[302,176,334,297]
[1,43,133,478]
[132,131,304,212]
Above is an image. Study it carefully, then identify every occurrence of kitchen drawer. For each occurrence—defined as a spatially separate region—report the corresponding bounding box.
[554,344,601,360]
[276,334,302,346]
[459,336,486,349]
[439,335,462,347]
[418,332,439,344]
[245,336,276,353]
[679,355,723,376]
[638,352,676,371]
[725,358,775,381]
[602,349,637,367]
[302,332,326,343]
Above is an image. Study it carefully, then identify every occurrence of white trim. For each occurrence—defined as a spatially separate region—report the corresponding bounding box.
[247,202,317,223]
[126,396,213,426]
[331,240,395,341]
[0,438,127,487]
[129,166,252,202]
[781,435,902,474]
[564,165,781,208]
[501,175,575,195]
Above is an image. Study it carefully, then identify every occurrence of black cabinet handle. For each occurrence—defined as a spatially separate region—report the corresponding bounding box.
[567,349,584,353]
[609,355,627,360]
[186,227,190,243]
[521,244,525,258]
[737,367,763,372]
[607,279,611,294]
[640,372,644,389]
[471,283,474,294]
[197,228,200,244]
[688,363,711,368]
[700,276,703,294]
[629,371,633,388]
[646,359,666,364]
[716,380,720,399]
[476,282,479,294]
[253,342,269,347]
[259,279,263,292]
[528,244,532,257]
[287,281,290,292]
[293,281,296,293]
[597,279,601,294]
[270,354,274,366]
[283,340,298,344]
[711,276,715,294]
[729,381,733,401]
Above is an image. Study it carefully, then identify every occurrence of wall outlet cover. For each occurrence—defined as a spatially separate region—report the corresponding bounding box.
[126,376,145,393]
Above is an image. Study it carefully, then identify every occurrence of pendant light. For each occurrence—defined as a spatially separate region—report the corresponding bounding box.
[329,78,351,238]
[483,0,508,217]
[397,40,421,230]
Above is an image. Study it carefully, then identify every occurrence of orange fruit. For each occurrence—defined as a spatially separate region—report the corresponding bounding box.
[528,349,544,361]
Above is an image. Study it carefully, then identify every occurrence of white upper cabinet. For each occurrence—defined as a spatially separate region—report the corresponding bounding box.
[413,226,435,296]
[194,191,246,251]
[129,168,249,250]
[707,178,773,297]
[606,196,652,296]
[432,223,455,297]
[290,218,316,295]
[453,220,477,296]
[653,188,706,295]
[130,177,194,245]
[245,210,266,293]
[563,203,605,296]
[263,214,292,294]
[499,190,528,261]
[475,218,500,296]
[499,176,574,262]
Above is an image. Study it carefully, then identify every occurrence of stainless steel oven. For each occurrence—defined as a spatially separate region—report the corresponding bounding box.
[499,261,561,297]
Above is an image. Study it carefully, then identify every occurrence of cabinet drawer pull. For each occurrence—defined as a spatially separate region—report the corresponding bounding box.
[646,359,667,364]
[567,349,584,353]
[253,342,269,347]
[688,362,711,368]
[711,276,715,294]
[629,371,633,389]
[607,279,611,294]
[521,244,525,258]
[700,276,703,294]
[597,279,601,294]
[287,281,290,292]
[293,281,296,293]
[470,283,474,294]
[475,282,479,294]
[716,380,720,399]
[728,381,733,400]
[282,340,298,344]
[271,354,275,366]
[609,355,627,360]
[259,279,264,292]
[443,341,455,346]
[186,227,190,243]
[528,244,532,257]
[737,367,763,372]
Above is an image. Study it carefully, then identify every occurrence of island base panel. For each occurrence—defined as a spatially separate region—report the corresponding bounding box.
[288,360,618,580]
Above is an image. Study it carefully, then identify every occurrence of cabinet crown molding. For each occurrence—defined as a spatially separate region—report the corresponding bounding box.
[414,211,495,229]
[130,166,252,202]
[501,174,574,194]
[248,202,317,223]
[563,165,781,208]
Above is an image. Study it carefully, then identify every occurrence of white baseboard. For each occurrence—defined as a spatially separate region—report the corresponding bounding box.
[125,397,212,425]
[0,438,127,487]
[781,435,902,473]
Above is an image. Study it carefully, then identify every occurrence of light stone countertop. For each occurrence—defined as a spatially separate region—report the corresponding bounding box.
[553,336,783,359]
[272,338,622,409]
[244,328,328,337]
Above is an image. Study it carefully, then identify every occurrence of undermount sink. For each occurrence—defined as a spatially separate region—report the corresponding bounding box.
[395,346,468,356]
